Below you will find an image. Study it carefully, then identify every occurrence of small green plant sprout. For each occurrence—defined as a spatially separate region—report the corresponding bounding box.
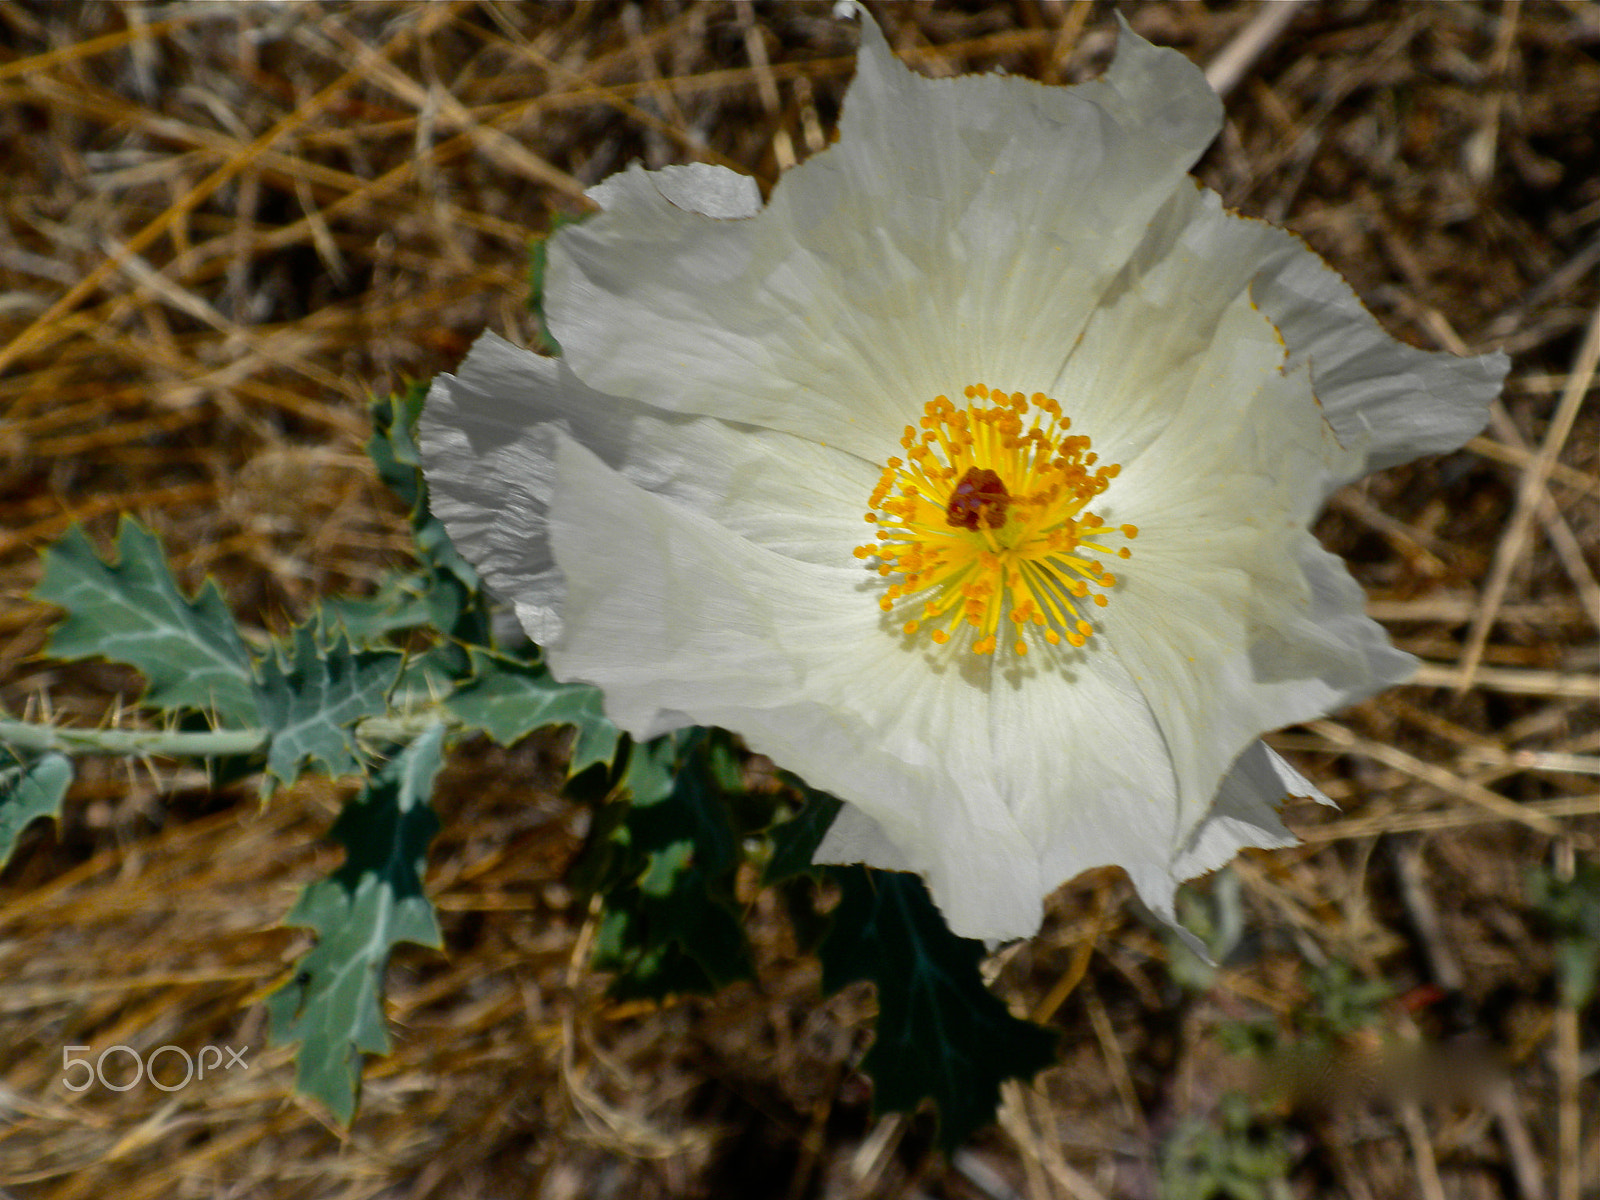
[1218,956,1394,1061]
[1297,958,1393,1045]
[1528,856,1600,1010]
[1158,1092,1294,1200]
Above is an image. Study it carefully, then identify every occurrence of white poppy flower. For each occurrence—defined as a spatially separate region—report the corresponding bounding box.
[420,13,1506,944]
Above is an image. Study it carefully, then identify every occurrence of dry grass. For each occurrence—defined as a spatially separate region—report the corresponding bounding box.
[1,2,1596,1197]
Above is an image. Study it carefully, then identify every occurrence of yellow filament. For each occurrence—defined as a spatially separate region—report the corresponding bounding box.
[854,386,1137,656]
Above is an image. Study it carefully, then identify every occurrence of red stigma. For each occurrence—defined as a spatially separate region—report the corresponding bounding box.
[946,467,1010,531]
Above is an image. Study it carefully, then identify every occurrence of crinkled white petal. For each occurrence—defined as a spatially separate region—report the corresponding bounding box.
[420,331,876,640]
[1170,741,1326,900]
[815,633,1187,941]
[1034,242,1415,858]
[825,735,1322,956]
[590,160,764,221]
[420,335,575,640]
[1254,260,1506,481]
[546,15,1223,463]
[1151,740,1324,958]
[1102,180,1506,481]
[1090,347,1344,814]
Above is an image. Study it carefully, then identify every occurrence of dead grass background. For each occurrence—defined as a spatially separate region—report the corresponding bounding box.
[1,1,1597,1198]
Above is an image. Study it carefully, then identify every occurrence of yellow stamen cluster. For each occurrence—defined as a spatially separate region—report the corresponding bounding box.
[854,384,1138,656]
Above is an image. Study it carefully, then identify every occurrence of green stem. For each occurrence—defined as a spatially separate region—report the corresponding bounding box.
[0,720,267,758]
[0,707,459,760]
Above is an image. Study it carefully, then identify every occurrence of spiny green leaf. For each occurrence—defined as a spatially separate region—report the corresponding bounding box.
[1529,860,1600,1008]
[761,776,843,887]
[570,714,625,780]
[0,750,71,868]
[388,643,472,710]
[819,866,1057,1151]
[34,520,257,726]
[367,383,432,520]
[266,724,445,1123]
[445,652,619,775]
[589,734,752,999]
[253,624,401,794]
[317,571,443,645]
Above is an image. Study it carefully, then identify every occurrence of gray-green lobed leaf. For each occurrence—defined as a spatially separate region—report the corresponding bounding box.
[761,775,844,887]
[266,723,445,1123]
[588,733,753,999]
[446,652,618,775]
[34,520,257,727]
[0,751,72,868]
[819,866,1058,1151]
[253,624,402,795]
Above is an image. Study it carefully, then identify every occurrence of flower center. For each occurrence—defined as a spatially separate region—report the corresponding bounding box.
[854,384,1137,657]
